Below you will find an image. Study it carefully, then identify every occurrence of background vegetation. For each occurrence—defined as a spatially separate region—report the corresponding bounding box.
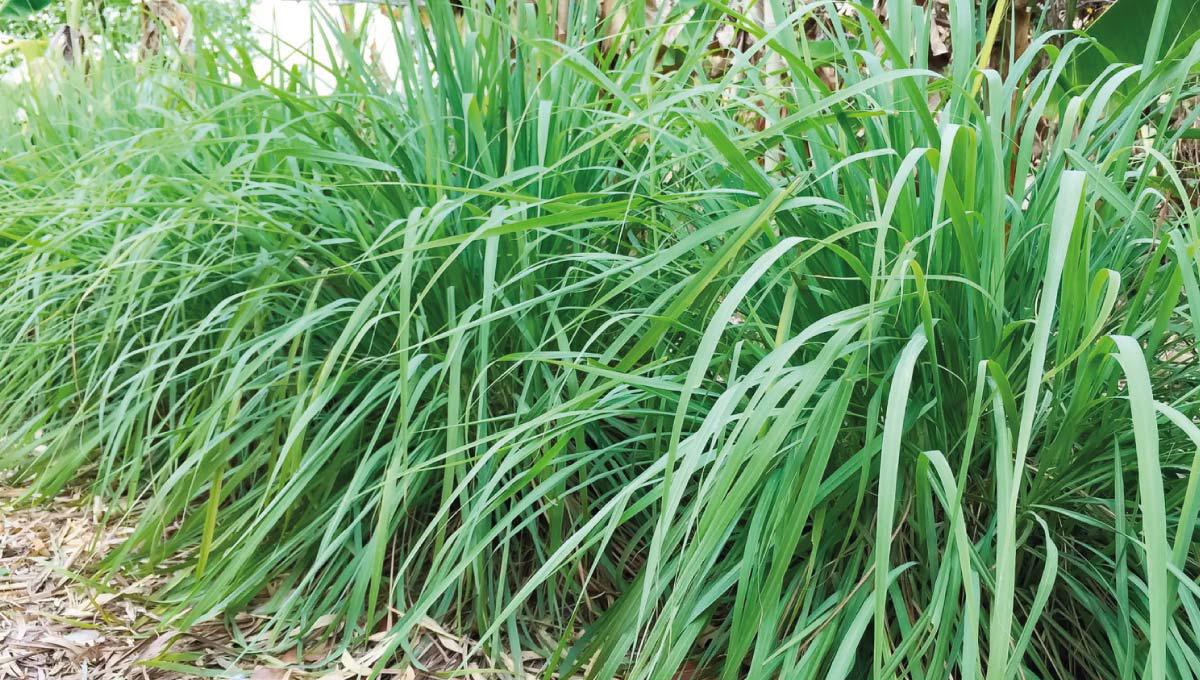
[3,0,1200,678]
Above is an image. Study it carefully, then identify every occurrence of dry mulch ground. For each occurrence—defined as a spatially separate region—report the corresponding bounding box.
[0,487,537,680]
[0,486,271,679]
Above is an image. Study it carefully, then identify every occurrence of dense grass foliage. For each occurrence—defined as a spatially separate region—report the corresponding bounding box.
[3,1,1200,677]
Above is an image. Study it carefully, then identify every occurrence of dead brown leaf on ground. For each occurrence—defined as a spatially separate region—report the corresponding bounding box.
[0,486,563,679]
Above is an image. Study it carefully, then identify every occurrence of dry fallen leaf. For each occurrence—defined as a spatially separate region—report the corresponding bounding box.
[1,491,569,678]
[340,649,372,676]
[249,666,290,680]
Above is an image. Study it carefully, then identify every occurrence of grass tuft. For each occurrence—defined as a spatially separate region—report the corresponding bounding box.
[3,1,1200,677]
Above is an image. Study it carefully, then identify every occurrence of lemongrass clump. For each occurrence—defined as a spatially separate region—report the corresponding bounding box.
[2,1,1200,678]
